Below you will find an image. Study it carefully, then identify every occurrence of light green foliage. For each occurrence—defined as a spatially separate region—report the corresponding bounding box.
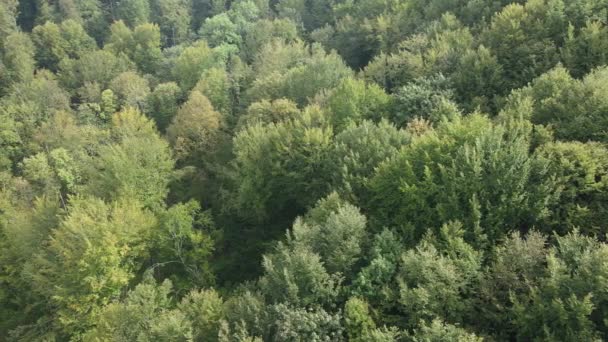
[505,65,608,142]
[320,77,392,131]
[109,71,151,110]
[179,288,224,341]
[33,110,108,162]
[1,69,70,125]
[1,32,35,92]
[563,21,608,77]
[199,13,241,48]
[276,0,332,32]
[32,20,96,71]
[193,67,233,116]
[59,49,134,92]
[247,40,353,107]
[411,319,482,342]
[344,297,376,342]
[392,74,456,126]
[363,15,474,91]
[242,18,298,62]
[21,148,80,197]
[4,0,608,340]
[352,229,403,311]
[167,90,223,163]
[481,1,563,91]
[260,243,339,306]
[84,275,192,341]
[398,222,481,327]
[172,40,217,91]
[0,110,21,169]
[271,303,344,342]
[478,231,548,339]
[116,0,150,27]
[451,45,503,112]
[0,71,71,160]
[238,98,301,129]
[30,196,156,336]
[87,108,174,209]
[100,88,117,120]
[0,0,17,40]
[511,231,608,340]
[104,20,135,55]
[0,195,60,337]
[153,200,215,288]
[223,290,268,340]
[106,21,162,74]
[290,192,367,276]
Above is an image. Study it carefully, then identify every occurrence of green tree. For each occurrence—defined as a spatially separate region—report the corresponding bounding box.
[179,288,224,341]
[410,319,482,342]
[246,41,353,107]
[172,40,217,91]
[166,90,223,164]
[105,21,164,74]
[147,82,181,131]
[539,141,608,236]
[84,275,193,341]
[397,222,481,328]
[109,71,151,110]
[152,200,215,289]
[505,65,608,142]
[451,45,504,113]
[86,108,175,209]
[289,192,368,276]
[328,120,409,204]
[511,231,608,340]
[242,18,298,63]
[30,196,157,337]
[231,106,333,223]
[481,1,563,91]
[199,13,241,48]
[32,20,96,71]
[344,297,376,342]
[320,77,393,131]
[369,113,555,246]
[59,49,134,92]
[477,231,548,340]
[237,98,301,129]
[271,304,344,342]
[391,74,456,127]
[193,67,233,117]
[1,32,35,94]
[260,243,339,307]
[116,0,150,27]
[563,21,608,77]
[152,0,192,46]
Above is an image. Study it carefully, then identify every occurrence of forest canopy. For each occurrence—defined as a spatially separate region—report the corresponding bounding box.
[2,0,608,340]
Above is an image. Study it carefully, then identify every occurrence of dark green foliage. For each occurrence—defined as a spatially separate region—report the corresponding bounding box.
[231,106,333,223]
[328,120,409,204]
[147,82,181,131]
[4,0,608,340]
[392,74,455,126]
[370,113,556,247]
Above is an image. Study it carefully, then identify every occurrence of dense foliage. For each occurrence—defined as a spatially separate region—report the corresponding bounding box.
[2,0,608,340]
